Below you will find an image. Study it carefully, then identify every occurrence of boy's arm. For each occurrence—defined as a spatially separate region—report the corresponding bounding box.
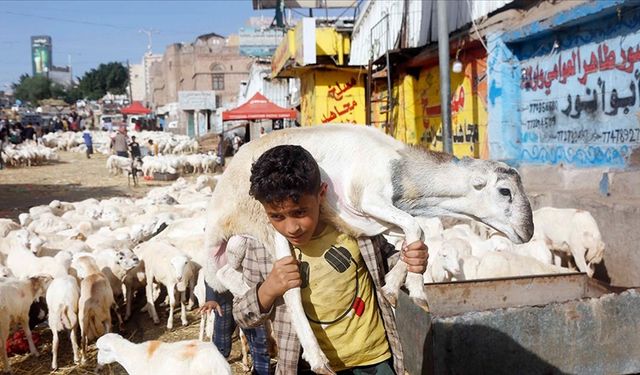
[232,242,274,329]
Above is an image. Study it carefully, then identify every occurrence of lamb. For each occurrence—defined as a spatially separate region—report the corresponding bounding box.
[0,275,52,373]
[0,219,20,237]
[46,275,81,370]
[106,155,133,175]
[6,247,70,279]
[135,240,194,329]
[72,255,119,363]
[532,207,605,277]
[423,237,469,283]
[466,251,570,280]
[96,333,231,375]
[205,124,533,373]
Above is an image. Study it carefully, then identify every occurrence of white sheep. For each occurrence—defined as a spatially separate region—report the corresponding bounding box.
[0,219,20,237]
[135,240,193,329]
[46,275,81,370]
[96,333,231,375]
[0,276,52,373]
[72,255,120,363]
[532,207,605,277]
[466,251,569,280]
[6,247,69,279]
[206,124,534,373]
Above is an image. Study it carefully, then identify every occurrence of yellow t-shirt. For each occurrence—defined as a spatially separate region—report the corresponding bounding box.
[292,225,391,371]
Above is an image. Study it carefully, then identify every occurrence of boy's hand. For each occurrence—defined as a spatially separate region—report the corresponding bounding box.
[401,240,428,273]
[257,256,301,312]
[198,301,223,317]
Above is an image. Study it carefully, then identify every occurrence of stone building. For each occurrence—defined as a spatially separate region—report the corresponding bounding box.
[149,33,254,136]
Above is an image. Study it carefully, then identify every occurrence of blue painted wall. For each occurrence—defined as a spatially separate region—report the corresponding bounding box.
[488,1,640,167]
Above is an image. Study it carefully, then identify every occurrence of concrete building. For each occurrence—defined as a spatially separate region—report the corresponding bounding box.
[149,32,254,136]
[129,63,145,101]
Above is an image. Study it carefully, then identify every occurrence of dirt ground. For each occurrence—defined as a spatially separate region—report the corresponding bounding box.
[0,151,175,221]
[0,151,248,374]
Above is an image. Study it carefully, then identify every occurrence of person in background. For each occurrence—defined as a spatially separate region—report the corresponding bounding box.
[148,139,158,156]
[232,133,243,154]
[259,127,267,138]
[129,136,141,159]
[113,127,128,157]
[82,127,93,159]
[22,122,35,142]
[0,128,7,170]
[34,123,43,145]
[216,134,225,168]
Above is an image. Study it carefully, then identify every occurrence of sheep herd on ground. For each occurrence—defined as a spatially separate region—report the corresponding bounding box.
[0,131,201,169]
[0,176,606,374]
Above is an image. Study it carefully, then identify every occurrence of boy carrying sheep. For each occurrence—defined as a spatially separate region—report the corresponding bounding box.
[232,145,428,374]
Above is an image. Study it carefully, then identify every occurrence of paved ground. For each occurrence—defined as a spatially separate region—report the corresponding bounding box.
[0,151,248,374]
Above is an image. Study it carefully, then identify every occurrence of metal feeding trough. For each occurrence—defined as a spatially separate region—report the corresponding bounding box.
[396,273,640,375]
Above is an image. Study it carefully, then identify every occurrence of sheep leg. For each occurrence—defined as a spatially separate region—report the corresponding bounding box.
[167,284,176,329]
[273,234,334,375]
[1,329,10,373]
[51,329,59,369]
[239,329,252,372]
[217,265,250,297]
[199,312,206,341]
[70,327,80,364]
[359,199,428,305]
[144,271,160,324]
[571,245,592,277]
[125,283,133,321]
[21,319,39,356]
[180,290,188,326]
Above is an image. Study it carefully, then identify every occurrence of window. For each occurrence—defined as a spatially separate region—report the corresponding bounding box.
[212,73,225,90]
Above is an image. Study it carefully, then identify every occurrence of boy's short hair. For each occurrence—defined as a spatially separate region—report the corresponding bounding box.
[250,145,321,204]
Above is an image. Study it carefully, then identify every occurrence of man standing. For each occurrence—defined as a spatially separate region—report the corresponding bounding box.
[82,127,93,159]
[113,127,128,157]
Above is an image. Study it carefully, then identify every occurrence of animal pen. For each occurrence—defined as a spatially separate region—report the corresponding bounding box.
[396,273,640,374]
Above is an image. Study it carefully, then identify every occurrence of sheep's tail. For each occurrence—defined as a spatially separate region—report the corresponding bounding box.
[59,305,73,328]
[84,309,105,341]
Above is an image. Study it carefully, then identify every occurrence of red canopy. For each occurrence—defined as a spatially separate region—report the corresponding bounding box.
[222,92,296,121]
[120,101,151,115]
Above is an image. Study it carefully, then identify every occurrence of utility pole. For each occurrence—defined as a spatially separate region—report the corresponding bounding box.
[139,29,158,54]
[127,59,133,103]
[437,0,453,154]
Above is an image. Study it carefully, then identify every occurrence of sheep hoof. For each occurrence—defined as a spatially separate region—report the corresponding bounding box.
[410,297,430,312]
[311,363,336,375]
[381,285,398,307]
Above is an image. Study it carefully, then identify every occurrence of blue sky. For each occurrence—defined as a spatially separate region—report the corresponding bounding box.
[0,1,274,90]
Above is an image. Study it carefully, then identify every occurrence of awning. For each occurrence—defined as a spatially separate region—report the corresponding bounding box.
[120,101,151,115]
[222,92,297,121]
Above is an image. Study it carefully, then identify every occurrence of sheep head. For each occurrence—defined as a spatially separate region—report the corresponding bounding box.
[460,159,533,244]
[394,153,533,244]
[96,333,121,365]
[116,249,140,271]
[170,255,189,290]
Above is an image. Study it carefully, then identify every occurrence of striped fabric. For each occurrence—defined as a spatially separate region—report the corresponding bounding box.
[232,234,404,375]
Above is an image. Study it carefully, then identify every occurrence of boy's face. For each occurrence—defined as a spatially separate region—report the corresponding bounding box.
[262,183,327,246]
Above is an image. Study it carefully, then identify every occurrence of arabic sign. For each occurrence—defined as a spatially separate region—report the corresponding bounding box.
[519,29,640,167]
[300,69,365,126]
[416,50,489,158]
[178,91,216,110]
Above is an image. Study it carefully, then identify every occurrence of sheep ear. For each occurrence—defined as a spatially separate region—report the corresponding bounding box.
[471,175,487,190]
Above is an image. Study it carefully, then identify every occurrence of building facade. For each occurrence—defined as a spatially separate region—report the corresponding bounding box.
[149,33,254,135]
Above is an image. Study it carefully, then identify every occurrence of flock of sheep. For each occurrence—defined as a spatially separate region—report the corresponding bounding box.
[0,176,233,374]
[0,141,59,168]
[0,149,607,374]
[389,207,605,285]
[0,130,202,169]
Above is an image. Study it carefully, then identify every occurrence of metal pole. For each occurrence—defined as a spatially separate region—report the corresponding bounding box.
[437,0,453,154]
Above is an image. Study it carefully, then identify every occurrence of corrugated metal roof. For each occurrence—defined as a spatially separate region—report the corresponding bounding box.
[349,0,513,66]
